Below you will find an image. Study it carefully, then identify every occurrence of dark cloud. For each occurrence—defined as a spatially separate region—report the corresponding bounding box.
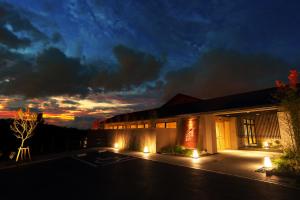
[163,49,296,100]
[0,2,48,44]
[61,99,80,105]
[0,47,24,67]
[0,47,90,97]
[0,27,31,48]
[0,3,35,49]
[0,47,31,82]
[51,32,63,43]
[0,45,164,98]
[91,44,164,90]
[2,44,293,104]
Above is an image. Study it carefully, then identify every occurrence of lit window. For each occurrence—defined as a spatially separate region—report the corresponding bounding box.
[243,119,256,145]
[156,122,165,128]
[130,124,137,129]
[113,126,118,129]
[118,125,124,129]
[138,124,144,128]
[126,125,131,129]
[145,124,149,128]
[166,122,176,128]
[104,124,110,129]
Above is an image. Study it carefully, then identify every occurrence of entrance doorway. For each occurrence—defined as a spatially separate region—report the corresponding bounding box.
[216,120,231,150]
[215,117,238,151]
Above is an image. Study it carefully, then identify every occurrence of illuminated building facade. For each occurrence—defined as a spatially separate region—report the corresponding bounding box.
[97,87,288,154]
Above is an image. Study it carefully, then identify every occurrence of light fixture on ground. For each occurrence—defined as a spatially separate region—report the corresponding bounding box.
[263,141,269,149]
[192,149,199,159]
[143,146,149,153]
[264,156,272,169]
[114,142,119,149]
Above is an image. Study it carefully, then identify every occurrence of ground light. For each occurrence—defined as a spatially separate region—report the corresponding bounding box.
[263,141,269,149]
[264,156,272,169]
[143,146,149,153]
[192,149,199,159]
[114,143,119,149]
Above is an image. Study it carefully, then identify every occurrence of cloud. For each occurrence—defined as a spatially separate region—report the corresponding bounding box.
[0,47,25,68]
[0,47,90,97]
[0,2,48,42]
[61,99,80,105]
[51,32,63,43]
[0,26,31,48]
[0,44,164,98]
[91,44,164,90]
[163,49,295,100]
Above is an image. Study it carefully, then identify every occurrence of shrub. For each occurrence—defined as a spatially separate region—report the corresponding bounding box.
[161,145,194,157]
[272,151,300,176]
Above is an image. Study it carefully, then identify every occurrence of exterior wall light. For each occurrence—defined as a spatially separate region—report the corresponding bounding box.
[143,146,149,153]
[192,149,199,159]
[264,156,272,169]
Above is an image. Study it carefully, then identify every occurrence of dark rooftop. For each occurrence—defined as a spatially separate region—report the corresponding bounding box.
[103,87,281,123]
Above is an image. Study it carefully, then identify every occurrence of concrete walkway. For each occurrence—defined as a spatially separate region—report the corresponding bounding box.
[105,148,299,189]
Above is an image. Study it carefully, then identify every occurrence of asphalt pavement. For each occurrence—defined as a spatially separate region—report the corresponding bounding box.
[0,151,299,200]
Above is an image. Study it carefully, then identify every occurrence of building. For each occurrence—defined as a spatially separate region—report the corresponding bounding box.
[98,87,292,154]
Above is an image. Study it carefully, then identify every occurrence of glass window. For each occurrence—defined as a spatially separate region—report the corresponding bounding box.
[130,124,137,129]
[137,124,144,128]
[113,126,118,129]
[166,122,176,128]
[243,118,257,145]
[145,124,149,128]
[118,125,124,129]
[156,122,165,128]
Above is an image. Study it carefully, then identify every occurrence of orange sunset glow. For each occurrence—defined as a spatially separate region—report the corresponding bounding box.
[0,93,147,128]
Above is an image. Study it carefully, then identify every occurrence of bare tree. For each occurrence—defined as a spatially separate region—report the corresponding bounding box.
[10,108,39,161]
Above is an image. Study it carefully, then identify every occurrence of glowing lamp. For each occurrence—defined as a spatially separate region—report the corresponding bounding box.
[263,141,269,149]
[192,149,199,159]
[143,146,149,153]
[114,143,119,149]
[264,156,272,168]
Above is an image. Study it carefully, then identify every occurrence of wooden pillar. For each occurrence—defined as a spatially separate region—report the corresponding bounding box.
[202,114,217,154]
[229,117,239,150]
[198,116,206,151]
[176,118,184,146]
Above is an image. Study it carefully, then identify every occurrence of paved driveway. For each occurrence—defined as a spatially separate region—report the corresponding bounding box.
[0,151,298,200]
[116,149,296,187]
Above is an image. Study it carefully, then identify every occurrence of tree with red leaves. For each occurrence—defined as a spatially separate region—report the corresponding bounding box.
[288,69,298,89]
[276,69,300,157]
[92,120,100,130]
[275,80,285,89]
